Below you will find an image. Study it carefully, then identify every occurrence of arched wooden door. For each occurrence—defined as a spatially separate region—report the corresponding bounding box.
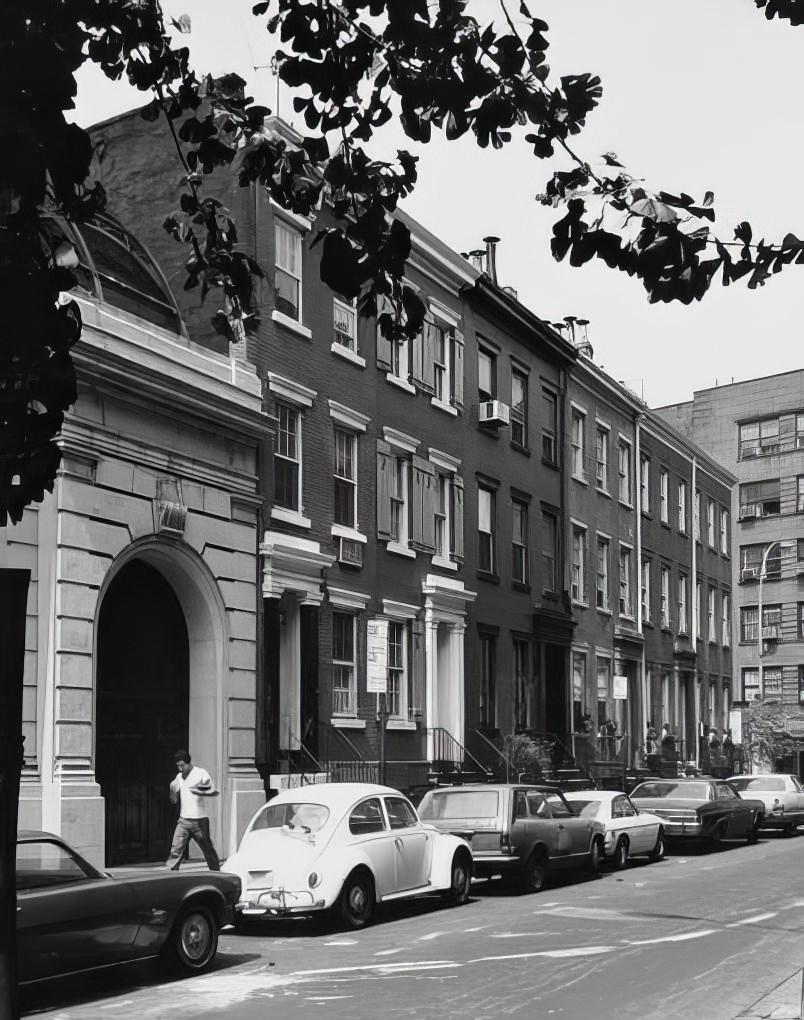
[96,560,189,866]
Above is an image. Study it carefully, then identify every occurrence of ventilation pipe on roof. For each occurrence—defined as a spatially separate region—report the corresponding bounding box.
[483,235,500,285]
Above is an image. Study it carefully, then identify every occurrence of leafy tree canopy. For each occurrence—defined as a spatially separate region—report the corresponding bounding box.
[0,0,800,523]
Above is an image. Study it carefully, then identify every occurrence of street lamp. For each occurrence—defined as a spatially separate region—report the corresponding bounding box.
[757,540,796,698]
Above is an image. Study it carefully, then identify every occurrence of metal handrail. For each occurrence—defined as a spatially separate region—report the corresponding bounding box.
[471,728,519,781]
[427,726,493,777]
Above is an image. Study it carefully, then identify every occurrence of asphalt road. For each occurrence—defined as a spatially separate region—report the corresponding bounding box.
[21,831,804,1020]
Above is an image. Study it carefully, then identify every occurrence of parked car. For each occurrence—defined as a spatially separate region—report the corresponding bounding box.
[16,830,240,985]
[727,774,804,834]
[417,783,606,893]
[225,783,472,929]
[629,778,765,843]
[562,790,666,868]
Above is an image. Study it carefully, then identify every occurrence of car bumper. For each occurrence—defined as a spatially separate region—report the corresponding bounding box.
[659,820,703,838]
[471,852,521,875]
[237,891,328,917]
[761,812,804,829]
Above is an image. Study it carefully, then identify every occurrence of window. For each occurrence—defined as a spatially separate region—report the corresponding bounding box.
[678,480,687,533]
[740,607,758,643]
[431,465,464,566]
[16,840,94,891]
[764,667,782,699]
[387,621,408,718]
[694,490,701,542]
[596,536,610,611]
[332,611,357,716]
[514,638,531,730]
[334,428,358,528]
[573,652,587,732]
[707,500,716,548]
[618,440,632,504]
[619,546,633,617]
[389,456,408,545]
[275,219,302,320]
[595,426,609,491]
[741,543,781,580]
[696,579,703,638]
[707,586,716,642]
[512,498,529,584]
[349,798,385,835]
[571,525,587,604]
[743,667,759,699]
[430,318,451,403]
[799,603,804,640]
[511,369,528,447]
[722,593,731,646]
[571,409,586,479]
[739,480,781,519]
[640,455,650,514]
[596,658,611,723]
[678,574,688,633]
[333,296,357,351]
[390,330,411,384]
[385,796,417,829]
[274,403,301,512]
[660,469,669,524]
[478,484,496,574]
[720,508,729,555]
[478,347,496,403]
[798,476,804,514]
[479,633,496,728]
[641,558,651,622]
[661,565,671,628]
[542,389,558,464]
[739,414,804,459]
[541,510,558,595]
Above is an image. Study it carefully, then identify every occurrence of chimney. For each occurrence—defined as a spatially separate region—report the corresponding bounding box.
[468,249,485,273]
[562,315,594,358]
[483,235,500,285]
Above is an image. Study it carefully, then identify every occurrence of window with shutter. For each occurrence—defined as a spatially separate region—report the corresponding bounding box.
[411,456,436,552]
[451,475,464,564]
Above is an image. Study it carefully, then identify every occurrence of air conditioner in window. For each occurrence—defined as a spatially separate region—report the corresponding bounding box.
[739,504,761,520]
[479,400,510,426]
[741,567,759,581]
[742,445,759,458]
[761,624,780,641]
[338,537,363,567]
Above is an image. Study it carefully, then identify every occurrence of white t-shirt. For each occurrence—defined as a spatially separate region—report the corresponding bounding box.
[170,765,215,819]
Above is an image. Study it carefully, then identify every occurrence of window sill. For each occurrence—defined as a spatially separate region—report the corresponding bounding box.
[597,606,612,616]
[331,717,366,730]
[572,474,588,486]
[331,524,367,544]
[431,555,457,572]
[661,625,673,635]
[476,570,500,584]
[643,619,654,629]
[272,309,313,340]
[512,580,531,593]
[386,719,417,731]
[271,507,312,529]
[618,500,634,510]
[572,599,589,609]
[541,458,559,471]
[511,441,531,457]
[596,488,612,500]
[386,373,417,395]
[431,397,458,416]
[660,519,671,529]
[331,342,366,368]
[386,541,416,559]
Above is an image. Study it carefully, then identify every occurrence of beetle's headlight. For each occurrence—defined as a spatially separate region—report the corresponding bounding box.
[308,872,322,889]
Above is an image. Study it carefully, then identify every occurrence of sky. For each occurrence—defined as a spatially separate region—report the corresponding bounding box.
[72,0,804,408]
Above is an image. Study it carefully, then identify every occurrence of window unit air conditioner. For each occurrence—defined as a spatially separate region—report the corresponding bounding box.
[741,567,759,581]
[761,625,779,641]
[479,400,511,426]
[338,537,363,567]
[739,504,760,520]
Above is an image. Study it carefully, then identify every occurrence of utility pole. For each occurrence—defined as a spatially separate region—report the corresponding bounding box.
[0,569,31,1020]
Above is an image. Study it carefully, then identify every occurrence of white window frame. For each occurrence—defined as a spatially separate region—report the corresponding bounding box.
[478,484,496,574]
[595,423,609,492]
[618,438,633,505]
[678,480,687,533]
[386,618,409,721]
[708,586,716,642]
[707,499,716,548]
[511,367,528,448]
[571,523,587,604]
[571,407,586,481]
[334,428,359,531]
[661,565,671,628]
[720,508,729,555]
[332,296,365,366]
[274,218,303,323]
[722,593,731,647]
[429,447,461,570]
[660,469,669,524]
[512,497,529,585]
[268,374,316,529]
[596,534,610,612]
[274,401,303,515]
[640,455,650,514]
[641,558,651,623]
[332,611,357,717]
[694,490,702,542]
[619,544,633,618]
[678,574,688,633]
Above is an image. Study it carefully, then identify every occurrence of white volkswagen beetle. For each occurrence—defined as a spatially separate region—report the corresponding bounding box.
[225,783,473,929]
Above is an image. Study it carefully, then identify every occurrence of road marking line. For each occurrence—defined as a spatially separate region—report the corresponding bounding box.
[469,946,616,963]
[418,931,444,940]
[725,912,777,926]
[324,940,359,946]
[624,929,718,946]
[374,949,402,956]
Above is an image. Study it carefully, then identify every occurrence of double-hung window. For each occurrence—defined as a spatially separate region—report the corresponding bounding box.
[571,409,586,480]
[512,498,529,584]
[694,490,702,542]
[619,545,633,617]
[596,536,609,610]
[571,525,587,603]
[641,558,651,622]
[618,440,632,504]
[678,574,688,633]
[707,500,716,548]
[275,219,302,320]
[595,425,609,491]
[720,508,729,554]
[333,296,358,352]
[511,369,528,448]
[514,638,531,730]
[478,347,496,403]
[707,586,716,642]
[387,621,408,718]
[334,429,358,528]
[660,469,669,523]
[274,403,301,512]
[429,450,464,567]
[541,509,558,595]
[479,632,497,729]
[661,565,671,628]
[640,455,650,514]
[542,389,558,464]
[478,484,497,574]
[332,612,357,716]
[678,480,687,533]
[722,593,731,646]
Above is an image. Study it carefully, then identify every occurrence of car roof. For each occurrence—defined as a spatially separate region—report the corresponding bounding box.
[424,783,558,793]
[17,830,63,842]
[265,783,404,810]
[563,790,624,801]
[728,773,791,780]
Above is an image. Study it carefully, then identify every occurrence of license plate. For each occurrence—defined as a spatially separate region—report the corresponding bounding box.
[249,871,273,885]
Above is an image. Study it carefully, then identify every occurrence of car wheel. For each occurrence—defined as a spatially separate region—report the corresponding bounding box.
[163,904,218,973]
[710,821,727,844]
[785,823,800,837]
[338,869,375,929]
[520,853,547,893]
[446,849,472,905]
[612,836,629,870]
[648,831,666,862]
[589,837,603,874]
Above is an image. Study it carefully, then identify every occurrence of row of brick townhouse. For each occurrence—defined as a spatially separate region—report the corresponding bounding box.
[659,371,804,775]
[5,109,738,869]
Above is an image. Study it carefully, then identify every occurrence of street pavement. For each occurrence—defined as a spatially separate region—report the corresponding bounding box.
[21,831,804,1020]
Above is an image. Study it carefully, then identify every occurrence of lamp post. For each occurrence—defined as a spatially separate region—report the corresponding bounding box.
[757,540,795,698]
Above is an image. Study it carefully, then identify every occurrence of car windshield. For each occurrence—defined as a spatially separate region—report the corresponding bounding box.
[632,782,709,800]
[567,799,601,818]
[730,777,786,792]
[419,790,499,820]
[251,802,330,834]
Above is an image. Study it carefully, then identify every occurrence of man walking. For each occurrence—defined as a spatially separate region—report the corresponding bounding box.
[166,749,221,871]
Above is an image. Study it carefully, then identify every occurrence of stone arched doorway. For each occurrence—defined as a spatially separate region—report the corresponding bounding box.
[96,560,189,866]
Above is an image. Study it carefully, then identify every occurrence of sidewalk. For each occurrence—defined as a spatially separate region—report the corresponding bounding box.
[738,969,804,1019]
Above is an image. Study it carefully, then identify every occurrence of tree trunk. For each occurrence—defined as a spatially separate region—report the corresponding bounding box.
[0,569,30,1020]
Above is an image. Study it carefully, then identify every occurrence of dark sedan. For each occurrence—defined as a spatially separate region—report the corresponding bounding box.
[629,779,765,843]
[16,830,241,985]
